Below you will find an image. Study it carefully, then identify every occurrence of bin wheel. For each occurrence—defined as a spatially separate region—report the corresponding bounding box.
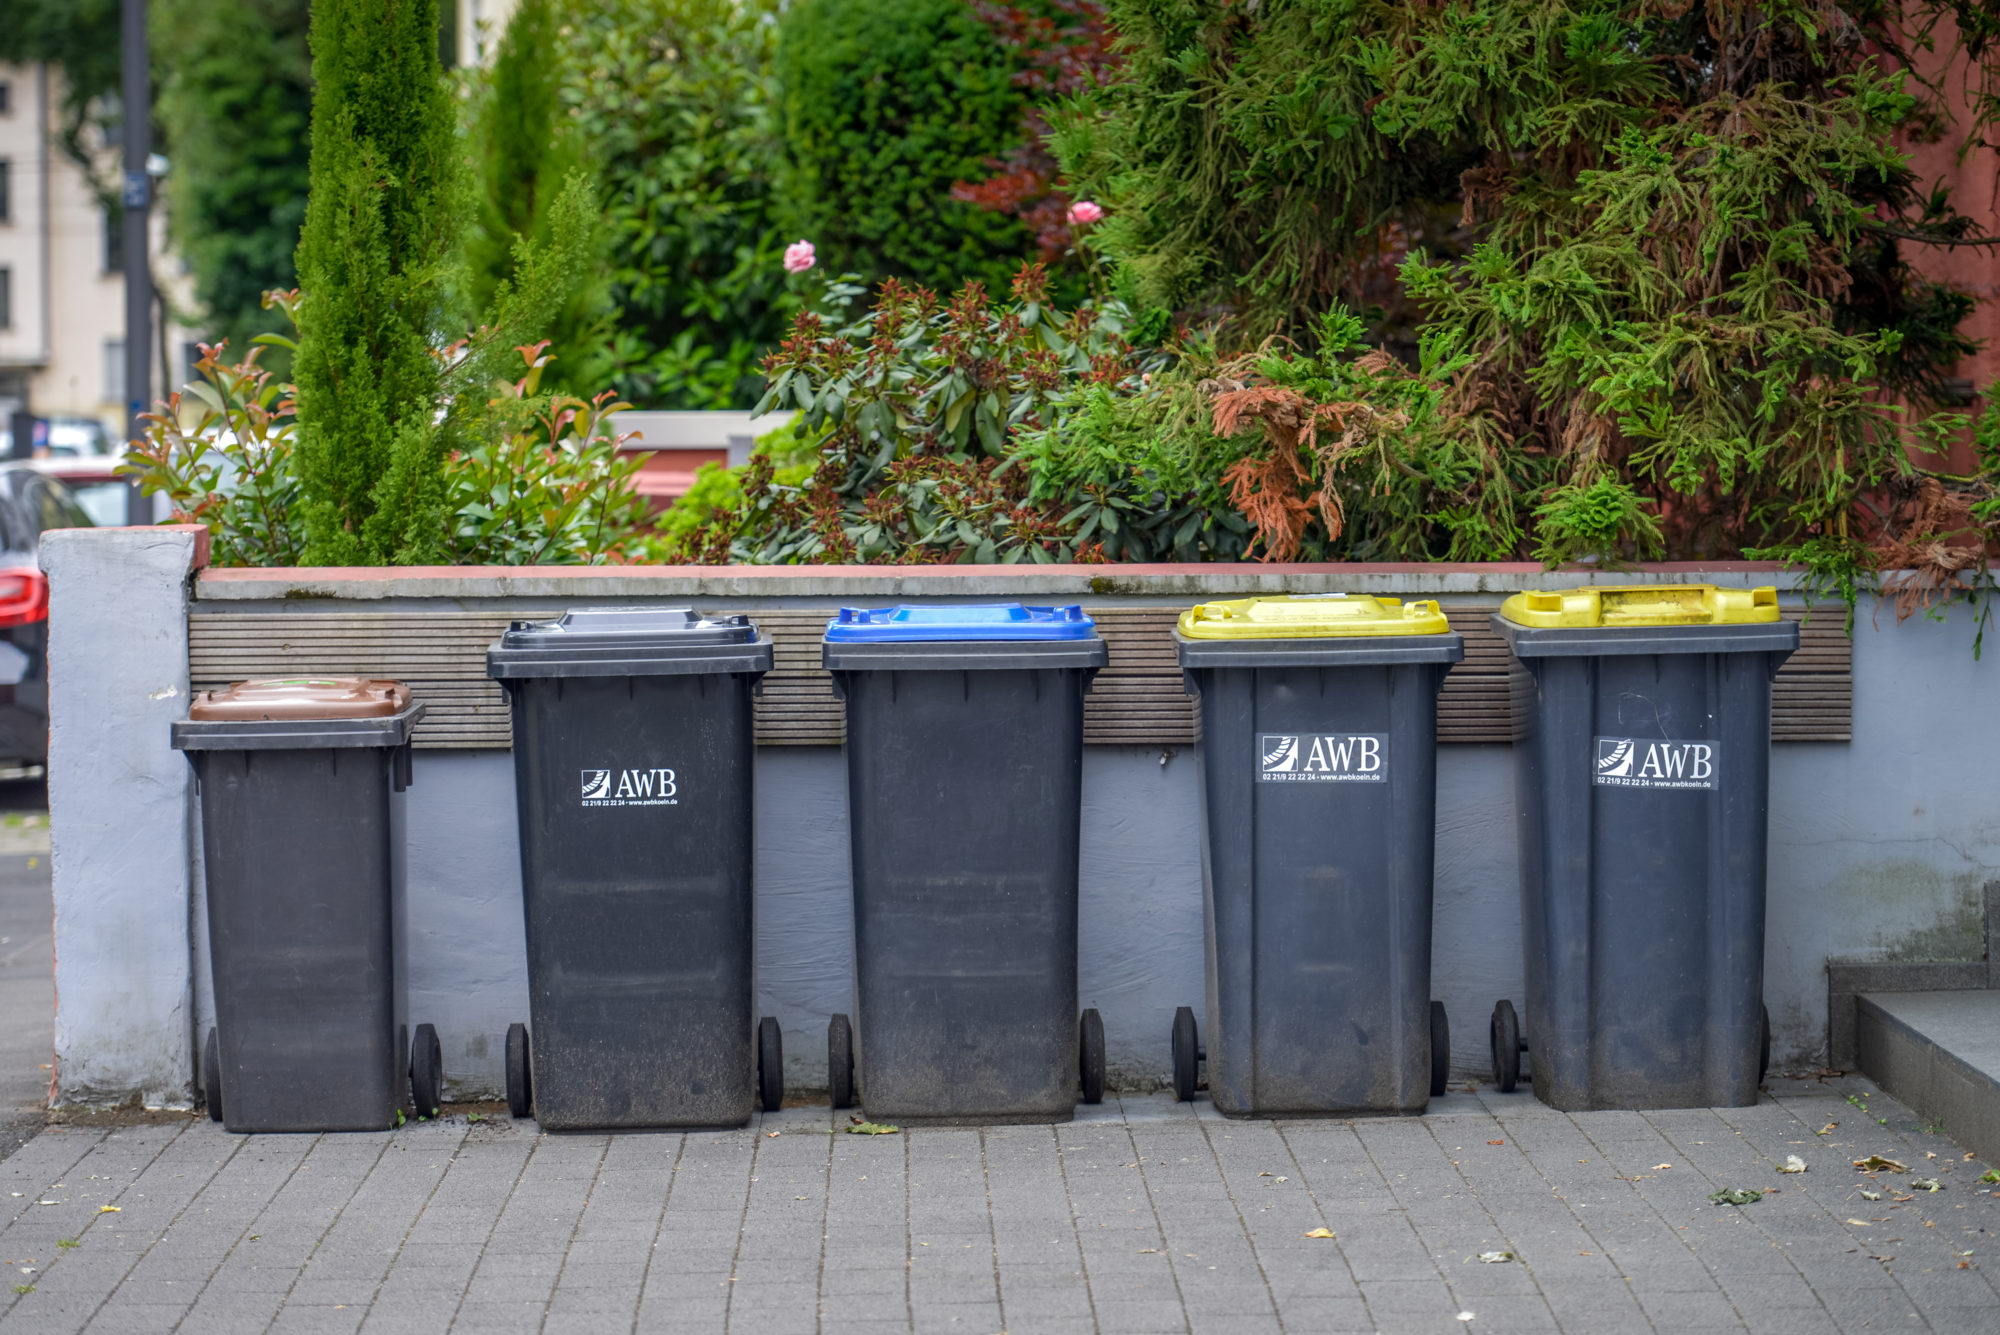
[410,1024,443,1120]
[203,1028,223,1123]
[1429,1001,1450,1099]
[1172,1006,1200,1103]
[1758,1004,1771,1085]
[505,1023,532,1120]
[758,1017,784,1113]
[1490,1000,1521,1094]
[1079,1010,1105,1105]
[828,1014,856,1110]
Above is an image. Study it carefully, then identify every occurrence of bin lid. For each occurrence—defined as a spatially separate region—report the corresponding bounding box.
[487,606,774,679]
[172,678,424,751]
[824,604,1098,642]
[1177,595,1451,639]
[187,677,411,721]
[1498,584,1781,628]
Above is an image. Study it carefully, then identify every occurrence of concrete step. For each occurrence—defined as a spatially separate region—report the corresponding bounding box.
[1856,989,2000,1164]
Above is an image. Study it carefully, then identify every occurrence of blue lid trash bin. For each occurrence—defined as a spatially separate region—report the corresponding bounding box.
[1173,595,1465,1116]
[488,607,778,1129]
[172,678,432,1133]
[1490,585,1799,1110]
[823,604,1109,1124]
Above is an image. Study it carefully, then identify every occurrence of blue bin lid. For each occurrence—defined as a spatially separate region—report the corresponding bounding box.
[823,603,1097,642]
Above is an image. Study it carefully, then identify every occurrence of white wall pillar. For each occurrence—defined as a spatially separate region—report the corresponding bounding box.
[41,525,204,1108]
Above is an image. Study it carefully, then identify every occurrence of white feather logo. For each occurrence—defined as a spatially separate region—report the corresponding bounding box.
[581,769,611,799]
[1596,739,1633,776]
[1262,736,1298,772]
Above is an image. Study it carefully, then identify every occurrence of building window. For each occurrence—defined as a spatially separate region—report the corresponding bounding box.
[0,159,10,224]
[104,206,123,274]
[0,83,11,117]
[104,339,124,406]
[181,340,203,391]
[0,269,11,329]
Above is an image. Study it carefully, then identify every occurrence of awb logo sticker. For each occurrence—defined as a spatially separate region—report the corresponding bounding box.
[1258,734,1387,783]
[580,767,679,807]
[1594,737,1717,790]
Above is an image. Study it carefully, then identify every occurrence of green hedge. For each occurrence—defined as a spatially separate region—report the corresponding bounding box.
[775,0,1036,296]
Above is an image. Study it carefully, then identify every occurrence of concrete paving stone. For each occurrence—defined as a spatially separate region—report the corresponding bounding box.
[543,1283,641,1316]
[384,1243,483,1270]
[1633,1287,1750,1331]
[1826,1285,1930,1334]
[446,1299,548,1332]
[1186,1313,1279,1335]
[0,1295,99,1335]
[813,1322,919,1335]
[1738,1304,1852,1335]
[1088,1297,1193,1333]
[729,1257,825,1287]
[816,1289,912,1324]
[285,1277,384,1307]
[457,1272,557,1304]
[75,1304,189,1335]
[909,1300,1004,1334]
[265,1305,369,1335]
[819,1264,908,1296]
[101,1275,207,1306]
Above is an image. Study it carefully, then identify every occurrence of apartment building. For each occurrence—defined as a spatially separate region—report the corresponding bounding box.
[0,62,198,450]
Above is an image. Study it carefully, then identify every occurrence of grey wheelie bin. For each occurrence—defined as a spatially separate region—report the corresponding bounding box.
[1172,595,1464,1115]
[173,678,435,1133]
[1489,584,1797,1110]
[488,607,779,1130]
[822,604,1108,1124]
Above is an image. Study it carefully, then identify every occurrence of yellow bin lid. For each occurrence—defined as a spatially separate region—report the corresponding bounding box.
[1498,584,1781,628]
[1177,594,1451,639]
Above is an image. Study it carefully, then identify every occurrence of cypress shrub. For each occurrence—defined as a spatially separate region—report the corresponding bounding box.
[775,0,1034,295]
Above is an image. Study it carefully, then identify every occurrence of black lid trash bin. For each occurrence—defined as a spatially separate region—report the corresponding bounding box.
[1174,595,1465,1116]
[1489,584,1798,1111]
[822,604,1109,1125]
[488,607,779,1130]
[172,677,434,1133]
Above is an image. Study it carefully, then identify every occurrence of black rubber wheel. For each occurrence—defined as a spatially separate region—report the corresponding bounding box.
[758,1017,784,1113]
[1758,1004,1771,1085]
[1490,1000,1521,1094]
[828,1014,856,1110]
[1079,1009,1105,1105]
[1429,1001,1450,1098]
[410,1023,442,1119]
[1171,1006,1199,1103]
[203,1028,223,1123]
[505,1023,532,1120]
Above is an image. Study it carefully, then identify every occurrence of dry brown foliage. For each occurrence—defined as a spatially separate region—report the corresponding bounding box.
[1871,479,1990,621]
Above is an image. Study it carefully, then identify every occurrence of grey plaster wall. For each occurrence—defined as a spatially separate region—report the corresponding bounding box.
[42,527,200,1109]
[46,552,2000,1109]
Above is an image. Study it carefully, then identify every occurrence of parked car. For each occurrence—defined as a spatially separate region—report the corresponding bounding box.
[0,415,116,458]
[0,466,95,769]
[18,456,167,527]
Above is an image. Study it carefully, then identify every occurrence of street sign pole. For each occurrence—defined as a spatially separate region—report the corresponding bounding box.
[121,0,151,525]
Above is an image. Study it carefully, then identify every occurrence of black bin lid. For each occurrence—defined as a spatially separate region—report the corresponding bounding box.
[487,606,774,679]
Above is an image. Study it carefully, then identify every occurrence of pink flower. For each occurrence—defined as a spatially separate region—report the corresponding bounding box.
[783,240,816,274]
[1066,200,1104,226]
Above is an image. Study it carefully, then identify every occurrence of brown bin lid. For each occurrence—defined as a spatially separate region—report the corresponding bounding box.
[187,678,412,722]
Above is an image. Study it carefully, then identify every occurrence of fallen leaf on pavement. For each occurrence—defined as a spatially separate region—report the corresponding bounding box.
[1817,1123,1838,1135]
[1138,1248,1160,1254]
[1476,1251,1514,1264]
[1653,1163,1673,1171]
[97,1206,118,1214]
[846,1122,899,1135]
[1303,1228,1335,1239]
[1981,1170,2000,1184]
[1912,1179,1943,1193]
[1487,1140,1504,1146]
[1709,1188,1763,1206]
[1854,1156,1907,1173]
[1846,1218,1872,1226]
[1860,1190,1882,1201]
[1777,1156,1807,1174]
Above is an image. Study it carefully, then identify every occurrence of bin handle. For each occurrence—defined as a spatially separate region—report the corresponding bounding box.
[392,743,414,793]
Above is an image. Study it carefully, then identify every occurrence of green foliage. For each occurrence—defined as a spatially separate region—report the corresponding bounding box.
[121,307,306,568]
[668,266,1164,563]
[122,307,650,566]
[775,0,1037,298]
[1052,0,2000,587]
[290,0,465,564]
[466,0,610,395]
[292,0,600,565]
[156,0,314,366]
[562,0,791,408]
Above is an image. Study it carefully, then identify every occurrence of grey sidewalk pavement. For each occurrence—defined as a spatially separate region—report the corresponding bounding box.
[0,1077,1988,1334]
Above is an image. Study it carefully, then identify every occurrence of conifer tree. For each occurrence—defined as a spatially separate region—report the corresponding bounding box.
[291,0,463,565]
